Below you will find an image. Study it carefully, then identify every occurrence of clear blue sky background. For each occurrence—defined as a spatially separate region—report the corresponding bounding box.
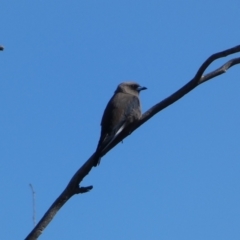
[1,1,240,239]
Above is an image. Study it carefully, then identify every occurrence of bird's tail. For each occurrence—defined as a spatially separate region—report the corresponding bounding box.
[93,123,126,167]
[93,150,101,167]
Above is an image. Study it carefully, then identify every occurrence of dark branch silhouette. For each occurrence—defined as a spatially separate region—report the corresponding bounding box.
[25,45,240,240]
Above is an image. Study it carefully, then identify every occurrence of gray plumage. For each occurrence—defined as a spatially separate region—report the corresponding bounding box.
[93,81,147,167]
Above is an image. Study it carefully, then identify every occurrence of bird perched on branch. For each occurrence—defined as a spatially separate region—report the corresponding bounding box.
[93,81,147,167]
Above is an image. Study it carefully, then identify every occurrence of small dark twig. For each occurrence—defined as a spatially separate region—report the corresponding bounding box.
[25,45,240,240]
[29,184,36,227]
[76,186,93,194]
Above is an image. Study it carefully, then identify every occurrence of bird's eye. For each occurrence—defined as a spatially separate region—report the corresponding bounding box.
[131,84,138,89]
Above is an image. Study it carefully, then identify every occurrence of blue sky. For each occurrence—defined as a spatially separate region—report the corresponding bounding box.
[1,1,240,239]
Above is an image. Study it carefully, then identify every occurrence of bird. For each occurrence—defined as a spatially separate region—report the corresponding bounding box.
[93,81,147,167]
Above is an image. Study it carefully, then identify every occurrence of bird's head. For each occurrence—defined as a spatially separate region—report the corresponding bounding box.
[115,82,147,96]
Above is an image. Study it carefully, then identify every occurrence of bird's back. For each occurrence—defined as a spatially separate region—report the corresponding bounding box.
[97,92,141,153]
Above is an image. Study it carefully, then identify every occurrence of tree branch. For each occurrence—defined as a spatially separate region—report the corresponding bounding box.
[25,45,240,240]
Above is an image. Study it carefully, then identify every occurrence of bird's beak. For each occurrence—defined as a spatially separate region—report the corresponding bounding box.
[137,86,147,92]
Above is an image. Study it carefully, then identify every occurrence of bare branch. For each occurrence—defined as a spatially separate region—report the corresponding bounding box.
[25,45,240,240]
[136,46,240,128]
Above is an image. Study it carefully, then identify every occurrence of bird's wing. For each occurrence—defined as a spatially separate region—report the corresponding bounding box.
[97,93,140,154]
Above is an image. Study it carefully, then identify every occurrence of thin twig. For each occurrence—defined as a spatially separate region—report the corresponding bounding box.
[29,184,36,227]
